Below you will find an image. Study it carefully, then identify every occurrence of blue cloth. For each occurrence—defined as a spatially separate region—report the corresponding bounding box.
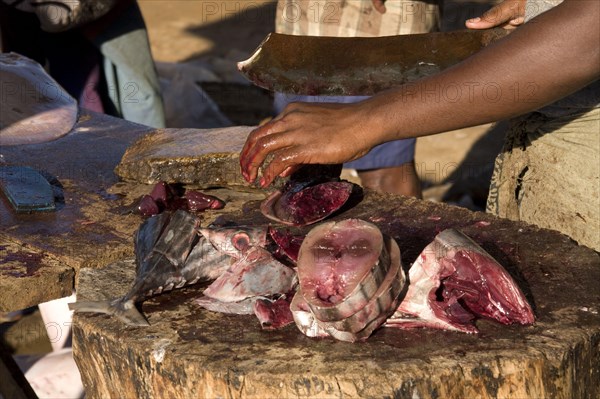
[92,2,165,128]
[274,93,415,170]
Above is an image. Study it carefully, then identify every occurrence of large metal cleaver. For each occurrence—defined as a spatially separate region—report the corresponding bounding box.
[238,28,509,96]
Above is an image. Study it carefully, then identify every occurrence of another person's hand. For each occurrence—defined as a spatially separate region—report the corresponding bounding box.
[466,0,526,30]
[372,0,386,14]
[240,101,379,187]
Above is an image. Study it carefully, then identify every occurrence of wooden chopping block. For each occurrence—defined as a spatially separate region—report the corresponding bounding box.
[72,192,600,399]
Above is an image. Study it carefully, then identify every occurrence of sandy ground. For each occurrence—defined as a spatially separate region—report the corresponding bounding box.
[138,0,506,207]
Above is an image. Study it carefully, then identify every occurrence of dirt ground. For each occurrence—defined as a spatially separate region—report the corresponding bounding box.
[138,0,506,209]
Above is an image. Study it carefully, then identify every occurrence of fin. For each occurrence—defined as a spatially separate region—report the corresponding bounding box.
[134,212,171,271]
[68,299,150,327]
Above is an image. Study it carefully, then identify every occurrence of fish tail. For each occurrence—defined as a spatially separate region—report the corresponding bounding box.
[68,299,150,327]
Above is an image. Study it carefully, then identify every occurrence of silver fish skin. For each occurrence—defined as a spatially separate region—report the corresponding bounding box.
[70,210,233,326]
[199,226,268,259]
[322,236,404,336]
[202,246,296,303]
[290,290,330,338]
[195,296,257,315]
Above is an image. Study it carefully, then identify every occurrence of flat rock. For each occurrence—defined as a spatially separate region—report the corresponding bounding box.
[73,192,600,399]
[114,126,256,188]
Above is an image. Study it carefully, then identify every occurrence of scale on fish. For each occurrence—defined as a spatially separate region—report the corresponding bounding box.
[69,210,231,326]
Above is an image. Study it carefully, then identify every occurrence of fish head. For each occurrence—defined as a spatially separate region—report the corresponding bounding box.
[442,250,535,325]
[200,226,268,258]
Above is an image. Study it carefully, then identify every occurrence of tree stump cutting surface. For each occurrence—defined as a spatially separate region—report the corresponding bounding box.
[72,192,600,399]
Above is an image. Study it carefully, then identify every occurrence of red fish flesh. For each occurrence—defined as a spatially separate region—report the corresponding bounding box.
[294,219,406,342]
[137,181,225,217]
[386,228,535,333]
[260,165,358,226]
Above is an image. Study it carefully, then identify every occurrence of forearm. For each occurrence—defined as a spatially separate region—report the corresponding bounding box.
[366,0,600,142]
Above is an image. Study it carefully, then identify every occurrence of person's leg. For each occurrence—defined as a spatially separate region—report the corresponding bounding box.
[358,162,422,198]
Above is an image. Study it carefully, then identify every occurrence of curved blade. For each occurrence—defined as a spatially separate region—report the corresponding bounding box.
[238,28,509,96]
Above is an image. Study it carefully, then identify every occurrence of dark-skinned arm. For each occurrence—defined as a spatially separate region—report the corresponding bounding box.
[240,0,600,187]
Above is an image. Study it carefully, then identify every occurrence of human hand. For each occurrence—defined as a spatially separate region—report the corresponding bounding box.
[466,0,527,30]
[372,0,386,14]
[240,101,379,187]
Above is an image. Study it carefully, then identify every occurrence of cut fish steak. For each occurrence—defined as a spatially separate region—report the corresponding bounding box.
[261,181,354,226]
[260,164,358,226]
[386,228,535,333]
[294,219,406,342]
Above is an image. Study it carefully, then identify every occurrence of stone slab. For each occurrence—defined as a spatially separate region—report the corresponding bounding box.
[73,192,600,399]
[114,126,256,188]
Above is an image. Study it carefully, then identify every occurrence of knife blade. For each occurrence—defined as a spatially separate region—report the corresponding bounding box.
[238,28,509,96]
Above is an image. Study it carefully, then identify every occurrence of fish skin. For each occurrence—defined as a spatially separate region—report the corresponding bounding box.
[199,225,268,259]
[290,290,330,338]
[70,210,232,326]
[321,236,404,335]
[195,296,257,315]
[202,246,297,303]
[386,228,534,333]
[129,210,201,294]
[184,234,233,281]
